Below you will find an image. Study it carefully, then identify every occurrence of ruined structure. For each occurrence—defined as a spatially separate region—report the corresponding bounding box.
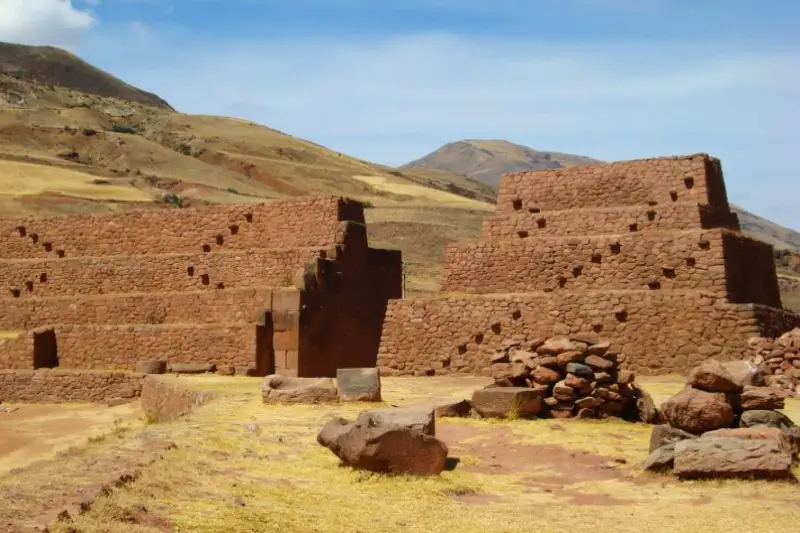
[0,196,401,402]
[378,154,800,376]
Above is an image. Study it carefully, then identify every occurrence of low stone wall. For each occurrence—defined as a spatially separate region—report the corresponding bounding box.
[377,292,800,376]
[0,369,145,403]
[140,375,215,423]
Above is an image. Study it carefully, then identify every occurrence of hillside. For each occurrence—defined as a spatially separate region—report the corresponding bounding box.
[0,41,499,296]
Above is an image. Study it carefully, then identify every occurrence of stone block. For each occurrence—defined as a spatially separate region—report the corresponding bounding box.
[336,368,381,402]
[471,387,545,419]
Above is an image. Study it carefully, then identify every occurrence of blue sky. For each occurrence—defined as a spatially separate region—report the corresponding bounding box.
[2,1,799,229]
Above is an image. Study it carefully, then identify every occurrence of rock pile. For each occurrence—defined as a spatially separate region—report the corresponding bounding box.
[747,328,800,397]
[317,406,449,476]
[646,359,798,480]
[482,337,658,422]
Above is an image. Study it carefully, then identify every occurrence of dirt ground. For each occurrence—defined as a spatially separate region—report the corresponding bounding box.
[0,401,141,474]
[1,376,799,533]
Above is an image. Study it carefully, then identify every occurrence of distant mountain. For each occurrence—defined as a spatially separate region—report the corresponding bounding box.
[403,139,800,251]
[402,139,603,187]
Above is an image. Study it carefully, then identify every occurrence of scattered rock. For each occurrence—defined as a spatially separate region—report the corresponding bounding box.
[701,427,793,456]
[738,409,796,431]
[673,437,794,480]
[687,359,742,393]
[261,375,338,404]
[336,368,382,402]
[643,443,676,472]
[739,386,786,411]
[355,406,435,436]
[649,424,696,453]
[719,360,766,387]
[135,360,167,374]
[169,363,216,374]
[317,416,448,476]
[434,399,472,418]
[471,387,544,419]
[631,382,661,424]
[660,387,735,435]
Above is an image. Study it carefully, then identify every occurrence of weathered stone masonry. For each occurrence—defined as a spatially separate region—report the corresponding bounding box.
[0,196,402,402]
[378,154,800,376]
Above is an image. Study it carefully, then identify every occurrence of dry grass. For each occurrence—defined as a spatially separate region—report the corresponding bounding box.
[0,160,152,202]
[40,376,800,533]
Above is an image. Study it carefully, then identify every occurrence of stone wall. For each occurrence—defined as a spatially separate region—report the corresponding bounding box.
[377,153,798,377]
[496,153,733,213]
[0,196,362,259]
[481,202,739,240]
[0,287,279,330]
[441,228,781,307]
[140,375,215,423]
[377,292,800,376]
[1,248,319,298]
[0,369,145,403]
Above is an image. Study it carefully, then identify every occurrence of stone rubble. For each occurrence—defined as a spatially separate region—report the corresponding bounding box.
[478,336,659,421]
[747,328,800,397]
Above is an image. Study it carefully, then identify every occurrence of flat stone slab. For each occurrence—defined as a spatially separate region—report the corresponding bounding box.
[135,360,167,374]
[168,363,216,374]
[471,387,545,419]
[262,375,338,404]
[336,368,381,402]
[674,437,794,480]
[355,406,435,436]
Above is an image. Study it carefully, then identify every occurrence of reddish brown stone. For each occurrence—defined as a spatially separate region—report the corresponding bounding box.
[471,387,545,419]
[687,359,742,393]
[584,355,615,372]
[531,366,562,385]
[739,386,786,411]
[661,387,735,435]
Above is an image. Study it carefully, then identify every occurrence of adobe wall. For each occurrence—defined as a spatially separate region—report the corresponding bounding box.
[1,248,319,298]
[2,324,259,370]
[496,153,733,214]
[0,287,279,330]
[376,292,800,376]
[0,196,365,260]
[481,202,739,240]
[0,369,145,403]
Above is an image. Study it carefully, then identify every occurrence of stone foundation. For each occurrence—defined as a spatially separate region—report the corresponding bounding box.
[0,369,145,403]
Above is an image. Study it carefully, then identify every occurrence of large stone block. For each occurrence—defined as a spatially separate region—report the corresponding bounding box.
[336,368,381,402]
[471,387,545,419]
[673,437,794,480]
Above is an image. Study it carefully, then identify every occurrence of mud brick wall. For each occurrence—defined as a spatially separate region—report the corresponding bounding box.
[377,292,800,376]
[0,248,319,298]
[0,369,145,403]
[481,202,739,240]
[51,324,258,370]
[496,153,733,214]
[0,288,276,330]
[0,332,28,369]
[0,196,365,260]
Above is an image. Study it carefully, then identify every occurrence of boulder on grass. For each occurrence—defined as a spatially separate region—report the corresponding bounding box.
[649,424,696,453]
[673,437,794,480]
[135,360,167,374]
[687,360,742,393]
[661,387,735,435]
[643,443,676,472]
[169,362,216,374]
[336,368,381,402]
[317,417,448,476]
[701,427,793,456]
[262,375,338,404]
[471,387,545,419]
[355,406,435,436]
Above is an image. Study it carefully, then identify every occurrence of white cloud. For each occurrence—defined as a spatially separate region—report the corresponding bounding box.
[0,0,96,47]
[76,32,800,228]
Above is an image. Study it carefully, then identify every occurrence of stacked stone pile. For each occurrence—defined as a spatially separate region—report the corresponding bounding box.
[645,359,798,480]
[747,328,800,397]
[481,336,658,422]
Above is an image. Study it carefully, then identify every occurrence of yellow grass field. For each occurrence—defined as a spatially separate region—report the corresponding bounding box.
[4,375,791,533]
[352,174,494,209]
[0,160,152,202]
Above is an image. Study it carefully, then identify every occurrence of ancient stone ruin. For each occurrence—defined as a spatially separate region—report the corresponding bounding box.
[646,359,799,480]
[747,328,800,396]
[378,154,800,376]
[0,196,401,403]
